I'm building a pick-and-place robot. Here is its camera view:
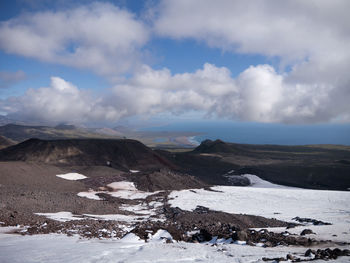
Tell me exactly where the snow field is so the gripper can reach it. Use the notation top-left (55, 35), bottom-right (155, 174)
top-left (2, 232), bottom-right (349, 263)
top-left (6, 174), bottom-right (349, 262)
top-left (169, 185), bottom-right (350, 225)
top-left (169, 178), bottom-right (350, 245)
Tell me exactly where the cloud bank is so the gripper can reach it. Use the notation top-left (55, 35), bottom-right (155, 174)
top-left (0, 2), bottom-right (149, 76)
top-left (3, 63), bottom-right (349, 124)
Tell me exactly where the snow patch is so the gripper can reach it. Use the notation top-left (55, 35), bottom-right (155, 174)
top-left (78, 181), bottom-right (161, 201)
top-left (169, 185), bottom-right (350, 243)
top-left (56, 173), bottom-right (87, 180)
top-left (83, 214), bottom-right (147, 222)
top-left (77, 190), bottom-right (103, 200)
top-left (149, 229), bottom-right (173, 243)
top-left (242, 174), bottom-right (296, 189)
top-left (35, 212), bottom-right (85, 222)
top-left (121, 233), bottom-right (144, 243)
top-left (35, 211), bottom-right (148, 223)
top-left (120, 203), bottom-right (155, 216)
top-left (107, 181), bottom-right (137, 191)
top-left (129, 170), bottom-right (140, 173)
top-left (169, 186), bottom-right (350, 224)
top-left (109, 190), bottom-right (159, 200)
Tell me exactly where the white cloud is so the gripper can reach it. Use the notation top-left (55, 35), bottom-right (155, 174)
top-left (0, 2), bottom-right (149, 76)
top-left (1, 62), bottom-right (349, 124)
top-left (2, 77), bottom-right (123, 123)
top-left (109, 63), bottom-right (349, 124)
top-left (151, 0), bottom-right (350, 123)
top-left (154, 0), bottom-right (350, 64)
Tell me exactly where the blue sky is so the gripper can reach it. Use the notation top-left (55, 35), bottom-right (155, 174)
top-left (0, 0), bottom-right (349, 144)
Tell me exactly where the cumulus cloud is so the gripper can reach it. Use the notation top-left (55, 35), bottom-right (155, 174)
top-left (1, 77), bottom-right (123, 123)
top-left (151, 0), bottom-right (350, 123)
top-left (0, 70), bottom-right (26, 89)
top-left (109, 63), bottom-right (350, 123)
top-left (154, 0), bottom-right (350, 64)
top-left (3, 63), bottom-right (348, 124)
top-left (0, 2), bottom-right (149, 76)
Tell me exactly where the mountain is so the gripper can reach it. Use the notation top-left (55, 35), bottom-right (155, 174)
top-left (0, 138), bottom-right (175, 171)
top-left (0, 124), bottom-right (121, 142)
top-left (0, 135), bottom-right (15, 149)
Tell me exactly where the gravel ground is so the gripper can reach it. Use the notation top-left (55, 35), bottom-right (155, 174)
top-left (1, 160), bottom-right (348, 262)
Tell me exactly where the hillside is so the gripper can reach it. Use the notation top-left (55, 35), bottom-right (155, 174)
top-left (193, 139), bottom-right (245, 153)
top-left (164, 139), bottom-right (350, 190)
top-left (0, 138), bottom-right (175, 171)
top-left (0, 135), bottom-right (15, 149)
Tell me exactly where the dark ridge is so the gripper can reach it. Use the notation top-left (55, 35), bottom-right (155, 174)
top-left (193, 139), bottom-right (350, 155)
top-left (193, 139), bottom-right (243, 154)
top-left (182, 139), bottom-right (350, 190)
top-left (0, 138), bottom-right (176, 171)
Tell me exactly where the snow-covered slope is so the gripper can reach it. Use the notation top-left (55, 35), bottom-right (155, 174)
top-left (169, 185), bottom-right (349, 225)
top-left (1, 175), bottom-right (350, 263)
top-left (3, 232), bottom-right (349, 263)
top-left (168, 179), bottom-right (350, 247)
top-left (242, 174), bottom-right (297, 188)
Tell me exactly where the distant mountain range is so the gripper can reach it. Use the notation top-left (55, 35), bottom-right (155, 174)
top-left (0, 124), bottom-right (122, 143)
top-left (0, 122), bottom-right (199, 148)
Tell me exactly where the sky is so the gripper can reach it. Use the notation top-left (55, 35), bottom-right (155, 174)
top-left (0, 0), bottom-right (350, 140)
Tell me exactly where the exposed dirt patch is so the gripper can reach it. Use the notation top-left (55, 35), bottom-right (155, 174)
top-left (129, 169), bottom-right (207, 191)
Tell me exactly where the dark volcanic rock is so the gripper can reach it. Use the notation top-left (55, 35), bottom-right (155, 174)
top-left (0, 138), bottom-right (176, 171)
top-left (192, 229), bottom-right (212, 242)
top-left (193, 139), bottom-right (241, 154)
top-left (130, 169), bottom-right (206, 191)
top-left (233, 230), bottom-right (248, 241)
top-left (224, 175), bottom-right (251, 186)
top-left (292, 216), bottom-right (331, 226)
top-left (129, 205), bottom-right (308, 246)
top-left (304, 248), bottom-right (350, 261)
top-left (164, 205), bottom-right (289, 231)
top-left (300, 229), bottom-right (315, 236)
top-left (263, 248), bottom-right (350, 262)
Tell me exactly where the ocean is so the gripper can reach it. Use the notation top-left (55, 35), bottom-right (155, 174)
top-left (141, 120), bottom-right (350, 145)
